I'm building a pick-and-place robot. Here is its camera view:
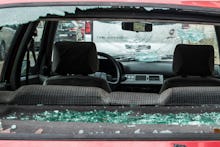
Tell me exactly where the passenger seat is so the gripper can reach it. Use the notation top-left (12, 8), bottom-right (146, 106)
top-left (160, 44), bottom-right (220, 93)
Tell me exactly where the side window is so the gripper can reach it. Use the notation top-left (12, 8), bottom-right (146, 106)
top-left (0, 25), bottom-right (18, 78)
top-left (21, 21), bottom-right (45, 76)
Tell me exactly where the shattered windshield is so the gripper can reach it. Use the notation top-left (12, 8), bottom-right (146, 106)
top-left (55, 20), bottom-right (220, 63)
top-left (85, 21), bottom-right (219, 63)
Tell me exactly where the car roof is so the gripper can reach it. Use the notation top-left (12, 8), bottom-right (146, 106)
top-left (1, 0), bottom-right (220, 9)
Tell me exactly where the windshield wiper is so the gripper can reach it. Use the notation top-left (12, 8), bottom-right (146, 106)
top-left (161, 55), bottom-right (173, 60)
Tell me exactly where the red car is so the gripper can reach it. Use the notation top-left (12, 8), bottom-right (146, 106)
top-left (1, 0), bottom-right (220, 146)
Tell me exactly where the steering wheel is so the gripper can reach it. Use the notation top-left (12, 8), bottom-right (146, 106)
top-left (97, 52), bottom-right (122, 85)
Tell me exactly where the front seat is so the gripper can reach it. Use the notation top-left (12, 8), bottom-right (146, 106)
top-left (160, 44), bottom-right (220, 93)
top-left (44, 41), bottom-right (111, 93)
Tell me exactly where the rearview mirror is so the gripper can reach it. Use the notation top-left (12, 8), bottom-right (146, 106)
top-left (122, 22), bottom-right (152, 32)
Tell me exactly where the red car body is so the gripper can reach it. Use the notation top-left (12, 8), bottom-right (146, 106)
top-left (1, 0), bottom-right (220, 9)
top-left (1, 0), bottom-right (220, 146)
top-left (0, 140), bottom-right (220, 147)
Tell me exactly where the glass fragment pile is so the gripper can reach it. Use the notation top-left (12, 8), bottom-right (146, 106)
top-left (4, 110), bottom-right (220, 125)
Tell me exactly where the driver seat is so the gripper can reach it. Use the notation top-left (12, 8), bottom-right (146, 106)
top-left (44, 41), bottom-right (111, 93)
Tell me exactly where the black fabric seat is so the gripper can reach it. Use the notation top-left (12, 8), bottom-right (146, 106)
top-left (160, 44), bottom-right (220, 93)
top-left (44, 41), bottom-right (111, 93)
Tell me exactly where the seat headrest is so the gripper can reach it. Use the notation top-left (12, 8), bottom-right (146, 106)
top-left (173, 44), bottom-right (214, 76)
top-left (52, 42), bottom-right (99, 75)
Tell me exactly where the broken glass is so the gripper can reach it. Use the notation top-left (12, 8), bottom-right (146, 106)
top-left (4, 110), bottom-right (220, 126)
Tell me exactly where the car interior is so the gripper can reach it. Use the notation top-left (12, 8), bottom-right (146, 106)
top-left (3, 38), bottom-right (220, 106)
top-left (2, 7), bottom-right (220, 138)
top-left (7, 20), bottom-right (220, 105)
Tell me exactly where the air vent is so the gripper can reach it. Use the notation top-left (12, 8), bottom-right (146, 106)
top-left (149, 75), bottom-right (160, 81)
top-left (135, 75), bottom-right (146, 81)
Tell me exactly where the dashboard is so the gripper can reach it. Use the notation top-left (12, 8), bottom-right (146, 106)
top-left (99, 59), bottom-right (220, 92)
top-left (122, 61), bottom-right (220, 78)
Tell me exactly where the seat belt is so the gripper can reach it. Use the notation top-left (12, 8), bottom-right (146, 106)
top-left (26, 45), bottom-right (30, 84)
